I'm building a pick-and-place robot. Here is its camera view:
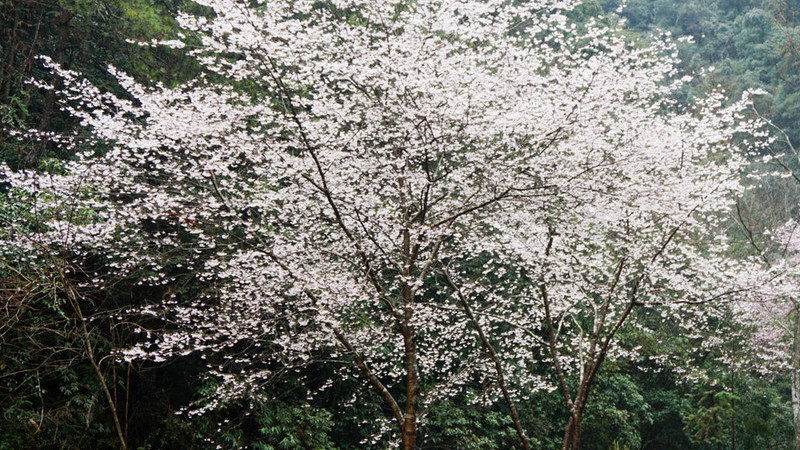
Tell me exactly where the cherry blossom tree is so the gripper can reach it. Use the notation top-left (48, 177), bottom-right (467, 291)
top-left (1, 0), bottom-right (767, 447)
top-left (446, 84), bottom-right (766, 447)
top-left (734, 108), bottom-right (800, 450)
top-left (734, 217), bottom-right (800, 450)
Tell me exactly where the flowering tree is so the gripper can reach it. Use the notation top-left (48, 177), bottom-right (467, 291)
top-left (447, 83), bottom-right (764, 447)
top-left (734, 109), bottom-right (800, 450)
top-left (1, 0), bottom-right (766, 447)
top-left (733, 218), bottom-right (800, 450)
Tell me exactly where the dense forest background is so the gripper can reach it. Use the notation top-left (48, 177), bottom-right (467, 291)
top-left (2, 0), bottom-right (800, 448)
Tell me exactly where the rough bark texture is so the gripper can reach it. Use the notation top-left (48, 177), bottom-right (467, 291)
top-left (400, 323), bottom-right (419, 450)
top-left (562, 410), bottom-right (583, 450)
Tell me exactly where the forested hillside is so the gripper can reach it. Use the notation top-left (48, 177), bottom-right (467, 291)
top-left (2, 1), bottom-right (800, 449)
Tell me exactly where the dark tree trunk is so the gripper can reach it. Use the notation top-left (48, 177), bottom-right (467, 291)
top-left (400, 324), bottom-right (419, 450)
top-left (562, 409), bottom-right (583, 450)
top-left (33, 8), bottom-right (71, 163)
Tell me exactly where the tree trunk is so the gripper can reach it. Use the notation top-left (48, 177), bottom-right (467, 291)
top-left (401, 412), bottom-right (417, 450)
top-left (562, 373), bottom-right (595, 450)
top-left (562, 409), bottom-right (583, 450)
top-left (0, 6), bottom-right (20, 104)
top-left (401, 323), bottom-right (419, 450)
top-left (792, 302), bottom-right (800, 450)
top-left (33, 8), bottom-right (71, 164)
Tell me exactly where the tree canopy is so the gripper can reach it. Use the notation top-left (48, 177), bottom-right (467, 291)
top-left (2, 0), bottom-right (800, 449)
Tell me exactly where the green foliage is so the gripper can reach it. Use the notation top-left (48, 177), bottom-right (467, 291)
top-left (0, 94), bottom-right (28, 128)
top-left (734, 382), bottom-right (793, 449)
top-left (603, 0), bottom-right (800, 145)
top-left (419, 400), bottom-right (517, 449)
top-left (582, 373), bottom-right (651, 449)
top-left (140, 394), bottom-right (337, 450)
top-left (640, 386), bottom-right (695, 449)
top-left (254, 401), bottom-right (335, 450)
top-left (0, 284), bottom-right (124, 450)
top-left (686, 389), bottom-right (739, 446)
